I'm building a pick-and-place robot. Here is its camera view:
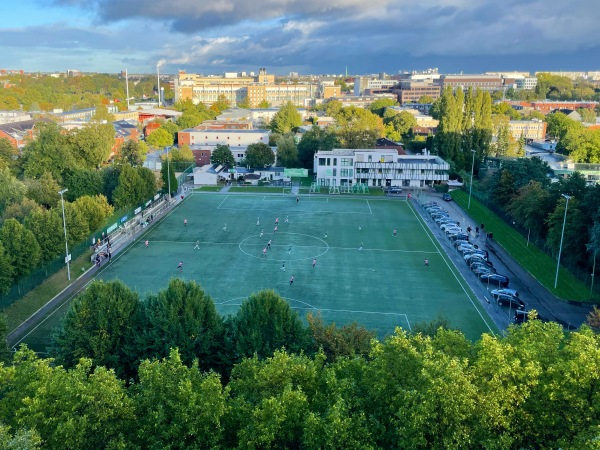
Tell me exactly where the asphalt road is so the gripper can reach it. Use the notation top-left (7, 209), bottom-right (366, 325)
top-left (413, 190), bottom-right (592, 333)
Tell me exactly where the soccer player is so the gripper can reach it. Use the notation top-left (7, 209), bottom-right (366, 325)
top-left (223, 223), bottom-right (227, 231)
top-left (296, 196), bottom-right (299, 204)
top-left (424, 259), bottom-right (429, 267)
top-left (194, 240), bottom-right (200, 249)
top-left (359, 225), bottom-right (362, 231)
top-left (288, 246), bottom-right (292, 254)
top-left (290, 275), bottom-right (294, 285)
top-left (324, 231), bottom-right (328, 239)
top-left (256, 217), bottom-right (260, 226)
top-left (312, 258), bottom-right (316, 268)
top-left (262, 247), bottom-right (267, 257)
top-left (260, 229), bottom-right (264, 238)
top-left (274, 225), bottom-right (278, 234)
top-left (275, 217), bottom-right (279, 225)
top-left (184, 219), bottom-right (187, 227)
top-left (285, 216), bottom-right (289, 224)
top-left (393, 229), bottom-right (397, 237)
top-left (281, 262), bottom-right (286, 271)
top-left (145, 240), bottom-right (149, 247)
top-left (177, 261), bottom-right (183, 271)
top-left (268, 239), bottom-right (272, 249)
top-left (359, 243), bottom-right (363, 251)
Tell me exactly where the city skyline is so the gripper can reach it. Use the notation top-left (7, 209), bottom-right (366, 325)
top-left (1, 0), bottom-right (600, 75)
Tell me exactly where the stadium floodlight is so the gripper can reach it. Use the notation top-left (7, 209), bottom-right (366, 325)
top-left (58, 189), bottom-right (71, 281)
top-left (554, 194), bottom-right (571, 289)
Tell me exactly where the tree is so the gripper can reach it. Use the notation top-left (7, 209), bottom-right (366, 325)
top-left (22, 122), bottom-right (76, 183)
top-left (545, 111), bottom-right (582, 142)
top-left (63, 168), bottom-right (104, 201)
top-left (0, 219), bottom-right (41, 278)
top-left (245, 142), bottom-right (275, 168)
top-left (160, 121), bottom-right (180, 143)
top-left (146, 127), bottom-right (174, 149)
top-left (24, 171), bottom-right (60, 209)
top-left (270, 101), bottom-right (302, 134)
top-left (176, 112), bottom-right (204, 129)
top-left (211, 144), bottom-right (235, 167)
top-left (577, 107), bottom-right (596, 124)
top-left (23, 209), bottom-right (64, 262)
top-left (418, 95), bottom-right (435, 104)
top-left (92, 103), bottom-right (115, 122)
top-left (101, 166), bottom-right (121, 205)
top-left (160, 159), bottom-right (178, 196)
top-left (546, 197), bottom-right (588, 266)
top-left (64, 201), bottom-right (90, 244)
top-left (1, 198), bottom-right (41, 224)
top-left (507, 181), bottom-right (551, 238)
top-left (210, 95), bottom-right (231, 114)
top-left (0, 138), bottom-right (19, 172)
top-left (257, 99), bottom-right (271, 109)
top-left (334, 106), bottom-right (384, 149)
top-left (237, 96), bottom-right (251, 109)
top-left (112, 164), bottom-right (146, 209)
top-left (51, 280), bottom-right (143, 378)
top-left (0, 243), bottom-right (14, 296)
top-left (385, 110), bottom-right (417, 141)
top-left (136, 166), bottom-right (157, 202)
top-left (139, 279), bottom-right (225, 371)
top-left (164, 144), bottom-right (194, 163)
top-left (72, 195), bottom-right (114, 232)
top-left (585, 306), bottom-right (600, 332)
top-left (0, 168), bottom-right (26, 216)
top-left (230, 290), bottom-right (311, 361)
top-left (276, 135), bottom-right (299, 168)
top-left (134, 349), bottom-right (226, 449)
top-left (369, 98), bottom-right (397, 117)
top-left (68, 123), bottom-right (114, 168)
top-left (324, 99), bottom-right (343, 117)
top-left (117, 139), bottom-right (148, 166)
top-left (297, 126), bottom-right (337, 168)
top-left (0, 423), bottom-right (42, 449)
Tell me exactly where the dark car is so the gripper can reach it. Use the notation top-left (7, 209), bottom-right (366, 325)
top-left (442, 193), bottom-right (452, 201)
top-left (514, 310), bottom-right (530, 323)
top-left (480, 273), bottom-right (510, 288)
top-left (449, 233), bottom-right (469, 242)
top-left (491, 290), bottom-right (525, 309)
top-left (385, 186), bottom-right (403, 194)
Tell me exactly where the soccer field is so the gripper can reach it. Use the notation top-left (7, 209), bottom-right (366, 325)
top-left (21, 193), bottom-right (498, 351)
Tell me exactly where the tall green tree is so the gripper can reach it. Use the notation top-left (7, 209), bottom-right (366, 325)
top-left (0, 168), bottom-right (26, 216)
top-left (72, 195), bottom-right (114, 232)
top-left (24, 171), bottom-right (60, 209)
top-left (276, 135), bottom-right (299, 168)
top-left (245, 142), bottom-right (275, 168)
top-left (507, 181), bottom-right (551, 238)
top-left (1, 198), bottom-right (41, 224)
top-left (112, 164), bottom-right (146, 209)
top-left (334, 106), bottom-right (384, 149)
top-left (230, 290), bottom-right (311, 361)
top-left (117, 140), bottom-right (148, 166)
top-left (134, 349), bottom-right (226, 449)
top-left (0, 219), bottom-right (41, 278)
top-left (0, 243), bottom-right (14, 296)
top-left (0, 138), bottom-right (19, 173)
top-left (22, 122), bottom-right (76, 182)
top-left (68, 123), bottom-right (114, 168)
top-left (384, 111), bottom-right (417, 141)
top-left (210, 94), bottom-right (231, 115)
top-left (297, 126), bottom-right (337, 169)
top-left (52, 280), bottom-right (143, 378)
top-left (546, 197), bottom-right (588, 266)
top-left (63, 167), bottom-right (104, 201)
top-left (270, 101), bottom-right (302, 134)
top-left (24, 209), bottom-right (64, 262)
top-left (210, 144), bottom-right (235, 167)
top-left (146, 127), bottom-right (174, 149)
top-left (160, 159), bottom-right (178, 196)
top-left (140, 279), bottom-right (225, 371)
top-left (369, 98), bottom-right (398, 117)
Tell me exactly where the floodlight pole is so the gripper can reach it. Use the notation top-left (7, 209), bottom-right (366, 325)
top-left (468, 149), bottom-right (476, 209)
top-left (58, 189), bottom-right (70, 281)
top-left (554, 194), bottom-right (571, 289)
top-left (166, 146), bottom-right (171, 200)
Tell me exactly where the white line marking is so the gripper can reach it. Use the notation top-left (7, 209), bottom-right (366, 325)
top-left (216, 195), bottom-right (229, 210)
top-left (408, 203), bottom-right (496, 334)
top-left (366, 199), bottom-right (372, 214)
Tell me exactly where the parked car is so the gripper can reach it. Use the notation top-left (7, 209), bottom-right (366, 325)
top-left (449, 233), bottom-right (469, 242)
top-left (435, 217), bottom-right (453, 224)
top-left (464, 252), bottom-right (490, 263)
top-left (472, 265), bottom-right (495, 277)
top-left (491, 289), bottom-right (525, 309)
top-left (440, 222), bottom-right (459, 231)
top-left (458, 244), bottom-right (477, 254)
top-left (493, 288), bottom-right (519, 298)
top-left (385, 186), bottom-right (403, 194)
top-left (480, 273), bottom-right (510, 288)
top-left (443, 193), bottom-right (452, 201)
top-left (514, 310), bottom-right (530, 323)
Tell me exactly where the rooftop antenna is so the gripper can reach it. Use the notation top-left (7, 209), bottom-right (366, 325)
top-left (125, 69), bottom-right (130, 110)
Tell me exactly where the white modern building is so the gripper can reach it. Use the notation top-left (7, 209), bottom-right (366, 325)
top-left (313, 149), bottom-right (450, 188)
top-left (178, 128), bottom-right (271, 147)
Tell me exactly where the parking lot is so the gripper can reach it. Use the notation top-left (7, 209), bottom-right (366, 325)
top-left (413, 190), bottom-right (591, 332)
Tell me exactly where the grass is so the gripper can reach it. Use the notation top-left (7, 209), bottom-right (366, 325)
top-left (451, 190), bottom-right (592, 302)
top-left (228, 186), bottom-right (290, 193)
top-left (2, 250), bottom-right (93, 333)
top-left (194, 186), bottom-right (223, 192)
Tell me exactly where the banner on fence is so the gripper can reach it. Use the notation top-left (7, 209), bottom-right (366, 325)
top-left (284, 168), bottom-right (308, 177)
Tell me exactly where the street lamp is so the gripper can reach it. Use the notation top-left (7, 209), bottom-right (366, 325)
top-left (554, 194), bottom-right (571, 289)
top-left (467, 149), bottom-right (476, 209)
top-left (58, 189), bottom-right (71, 281)
top-left (166, 146), bottom-right (171, 200)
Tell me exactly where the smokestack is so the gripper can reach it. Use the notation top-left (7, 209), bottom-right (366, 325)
top-left (156, 59), bottom-right (166, 107)
top-left (125, 69), bottom-right (130, 109)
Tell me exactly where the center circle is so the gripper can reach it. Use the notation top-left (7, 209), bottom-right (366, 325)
top-left (239, 232), bottom-right (329, 261)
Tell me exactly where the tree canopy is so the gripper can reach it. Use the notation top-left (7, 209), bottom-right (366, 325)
top-left (245, 142), bottom-right (275, 168)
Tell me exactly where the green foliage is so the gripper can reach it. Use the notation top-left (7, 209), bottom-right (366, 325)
top-left (0, 138), bottom-right (19, 173)
top-left (140, 279), bottom-right (225, 371)
top-left (384, 110), bottom-right (417, 141)
top-left (116, 139), bottom-right (148, 166)
top-left (23, 208), bottom-right (64, 262)
top-left (0, 422), bottom-right (42, 449)
top-left (369, 98), bottom-right (397, 117)
top-left (134, 349), bottom-right (226, 449)
top-left (270, 101), bottom-right (302, 134)
top-left (0, 168), bottom-right (26, 216)
top-left (211, 144), bottom-right (235, 167)
top-left (507, 181), bottom-right (551, 238)
top-left (72, 195), bottom-right (114, 232)
top-left (68, 123), bottom-right (114, 168)
top-left (63, 168), bottom-right (104, 201)
top-left (22, 122), bottom-right (76, 183)
top-left (210, 94), bottom-right (231, 115)
top-left (418, 95), bottom-right (435, 104)
top-left (52, 280), bottom-right (143, 378)
top-left (276, 135), bottom-right (299, 168)
top-left (0, 219), bottom-right (41, 278)
top-left (64, 201), bottom-right (90, 244)
top-left (1, 198), bottom-right (41, 225)
top-left (136, 166), bottom-right (158, 201)
top-left (245, 142), bottom-right (275, 168)
top-left (164, 144), bottom-right (194, 164)
top-left (297, 126), bottom-right (337, 168)
top-left (334, 106), bottom-right (384, 148)
top-left (410, 313), bottom-right (457, 337)
top-left (545, 197), bottom-right (588, 265)
top-left (23, 171), bottom-right (60, 209)
top-left (160, 159), bottom-right (178, 196)
top-left (257, 99), bottom-right (271, 109)
top-left (230, 290), bottom-right (311, 361)
top-left (237, 96), bottom-right (251, 109)
top-left (0, 243), bottom-right (14, 296)
top-left (146, 127), bottom-right (174, 149)
top-left (101, 166), bottom-right (121, 204)
top-left (112, 164), bottom-right (147, 209)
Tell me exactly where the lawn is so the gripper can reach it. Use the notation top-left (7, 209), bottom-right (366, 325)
top-left (18, 193), bottom-right (498, 352)
top-left (451, 190), bottom-right (592, 301)
top-left (194, 186), bottom-right (223, 192)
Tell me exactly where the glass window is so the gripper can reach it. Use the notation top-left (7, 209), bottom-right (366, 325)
top-left (333, 158), bottom-right (337, 166)
top-left (319, 158), bottom-right (326, 165)
top-left (333, 168), bottom-right (337, 176)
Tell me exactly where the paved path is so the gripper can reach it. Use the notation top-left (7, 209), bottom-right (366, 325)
top-left (412, 189), bottom-right (591, 332)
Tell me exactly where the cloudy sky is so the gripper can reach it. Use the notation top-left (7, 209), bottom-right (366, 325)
top-left (1, 0), bottom-right (599, 75)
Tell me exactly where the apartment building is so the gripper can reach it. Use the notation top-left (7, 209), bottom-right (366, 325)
top-left (174, 68), bottom-right (323, 108)
top-left (178, 128), bottom-right (270, 147)
top-left (396, 80), bottom-right (441, 104)
top-left (354, 77), bottom-right (397, 96)
top-left (515, 77), bottom-right (538, 90)
top-left (507, 120), bottom-right (547, 140)
top-left (313, 149), bottom-right (449, 188)
top-left (440, 75), bottom-right (503, 92)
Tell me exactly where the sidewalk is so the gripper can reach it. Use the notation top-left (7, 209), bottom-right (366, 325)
top-left (412, 189), bottom-right (590, 332)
